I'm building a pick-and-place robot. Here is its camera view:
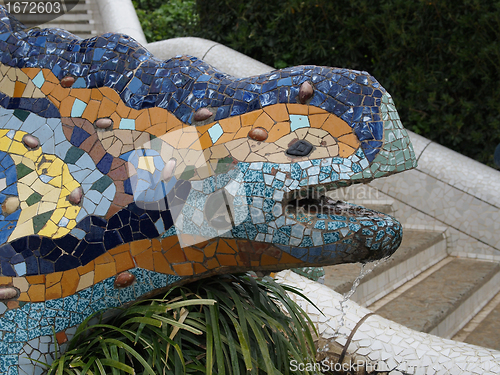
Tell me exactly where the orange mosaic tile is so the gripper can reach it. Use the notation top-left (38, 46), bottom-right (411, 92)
top-left (286, 103), bottom-right (309, 115)
top-left (114, 251), bottom-right (135, 273)
top-left (253, 112), bottom-right (275, 131)
top-left (240, 110), bottom-right (262, 126)
top-left (165, 244), bottom-right (187, 264)
top-left (338, 133), bottom-right (361, 149)
top-left (94, 262), bottom-right (117, 284)
top-left (45, 272), bottom-right (62, 288)
top-left (13, 81), bottom-right (26, 97)
top-left (261, 254), bottom-right (280, 266)
top-left (94, 252), bottom-right (114, 265)
top-left (115, 99), bottom-right (131, 118)
top-left (205, 258), bottom-right (220, 270)
top-left (218, 239), bottom-right (238, 254)
top-left (109, 243), bottom-right (132, 255)
top-left (216, 254), bottom-right (238, 267)
top-left (184, 247), bottom-right (205, 263)
top-left (134, 248), bottom-right (155, 270)
top-left (161, 235), bottom-right (179, 252)
top-left (323, 116), bottom-right (353, 138)
top-left (81, 100), bottom-right (100, 122)
top-left (71, 87), bottom-right (92, 103)
top-left (152, 252), bottom-right (174, 274)
top-left (267, 122), bottom-right (292, 143)
top-left (49, 83), bottom-right (69, 102)
top-left (26, 275), bottom-right (45, 284)
top-left (21, 67), bottom-right (39, 79)
top-left (90, 88), bottom-right (103, 101)
top-left (135, 110), bottom-right (151, 131)
top-left (61, 269), bottom-right (79, 297)
top-left (309, 113), bottom-right (330, 128)
top-left (130, 239), bottom-right (152, 256)
top-left (193, 263), bottom-right (208, 274)
top-left (97, 97), bottom-right (118, 118)
top-left (172, 263), bottom-right (194, 276)
top-left (279, 252), bottom-right (303, 264)
top-left (27, 284), bottom-right (45, 303)
top-left (45, 284), bottom-right (62, 300)
top-left (219, 115), bottom-right (241, 132)
top-left (77, 261), bottom-right (95, 275)
top-left (264, 103), bottom-right (289, 122)
top-left (338, 143), bottom-right (357, 157)
top-left (55, 331), bottom-right (68, 345)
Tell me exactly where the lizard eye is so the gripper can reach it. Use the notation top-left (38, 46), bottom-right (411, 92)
top-left (286, 139), bottom-right (313, 157)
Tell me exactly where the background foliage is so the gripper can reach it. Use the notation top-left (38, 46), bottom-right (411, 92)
top-left (134, 0), bottom-right (500, 168)
top-left (132, 0), bottom-right (198, 41)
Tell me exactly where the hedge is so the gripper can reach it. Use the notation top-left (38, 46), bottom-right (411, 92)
top-left (134, 0), bottom-right (500, 168)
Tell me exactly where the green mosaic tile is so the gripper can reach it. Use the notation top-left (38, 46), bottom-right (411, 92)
top-left (26, 192), bottom-right (42, 206)
top-left (292, 266), bottom-right (325, 281)
top-left (180, 165), bottom-right (196, 180)
top-left (91, 175), bottom-right (113, 193)
top-left (13, 109), bottom-right (30, 121)
top-left (16, 163), bottom-right (33, 179)
top-left (64, 146), bottom-right (85, 164)
top-left (33, 210), bottom-right (54, 233)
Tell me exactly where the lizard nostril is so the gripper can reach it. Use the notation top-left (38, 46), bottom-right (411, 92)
top-left (286, 139), bottom-right (313, 157)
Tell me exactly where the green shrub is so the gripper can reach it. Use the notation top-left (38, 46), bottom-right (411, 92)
top-left (134, 0), bottom-right (500, 167)
top-left (44, 274), bottom-right (318, 374)
top-left (132, 0), bottom-right (198, 42)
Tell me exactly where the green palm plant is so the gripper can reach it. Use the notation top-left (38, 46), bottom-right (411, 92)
top-left (43, 274), bottom-right (319, 375)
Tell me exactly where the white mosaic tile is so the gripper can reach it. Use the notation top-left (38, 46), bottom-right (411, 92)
top-left (276, 270), bottom-right (500, 375)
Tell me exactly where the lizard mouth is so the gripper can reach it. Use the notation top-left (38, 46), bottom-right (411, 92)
top-left (281, 186), bottom-right (402, 263)
top-left (283, 188), bottom-right (381, 223)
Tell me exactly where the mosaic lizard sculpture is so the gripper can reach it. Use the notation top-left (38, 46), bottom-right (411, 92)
top-left (0, 7), bottom-right (416, 374)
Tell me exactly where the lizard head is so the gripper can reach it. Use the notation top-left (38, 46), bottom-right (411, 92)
top-left (0, 7), bottom-right (418, 371)
top-left (0, 6), bottom-right (416, 295)
top-left (133, 59), bottom-right (418, 270)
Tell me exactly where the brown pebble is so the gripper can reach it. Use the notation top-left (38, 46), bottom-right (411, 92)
top-left (0, 287), bottom-right (18, 300)
top-left (193, 108), bottom-right (213, 121)
top-left (299, 81), bottom-right (313, 103)
top-left (2, 197), bottom-right (19, 215)
top-left (68, 187), bottom-right (83, 205)
top-left (60, 76), bottom-right (75, 88)
top-left (114, 272), bottom-right (136, 288)
top-left (162, 158), bottom-right (176, 180)
top-left (248, 127), bottom-right (268, 141)
top-left (95, 118), bottom-right (113, 129)
top-left (22, 134), bottom-right (39, 149)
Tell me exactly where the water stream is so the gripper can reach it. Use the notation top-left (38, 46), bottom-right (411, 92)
top-left (334, 257), bottom-right (387, 339)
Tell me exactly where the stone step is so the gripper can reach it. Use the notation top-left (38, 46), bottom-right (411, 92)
top-left (19, 0), bottom-right (97, 38)
top-left (323, 229), bottom-right (446, 306)
top-left (371, 258), bottom-right (500, 338)
top-left (452, 290), bottom-right (500, 350)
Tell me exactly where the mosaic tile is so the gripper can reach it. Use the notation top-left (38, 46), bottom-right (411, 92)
top-left (0, 6), bottom-right (418, 373)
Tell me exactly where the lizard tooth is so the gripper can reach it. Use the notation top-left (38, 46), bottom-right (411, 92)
top-left (60, 76), bottom-right (75, 88)
top-left (2, 197), bottom-right (19, 215)
top-left (162, 158), bottom-right (177, 180)
top-left (193, 107), bottom-right (213, 121)
top-left (248, 127), bottom-right (268, 141)
top-left (95, 118), bottom-right (113, 129)
top-left (68, 187), bottom-right (83, 205)
top-left (299, 81), bottom-right (313, 103)
top-left (22, 134), bottom-right (39, 149)
top-left (114, 272), bottom-right (136, 288)
top-left (0, 287), bottom-right (18, 300)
